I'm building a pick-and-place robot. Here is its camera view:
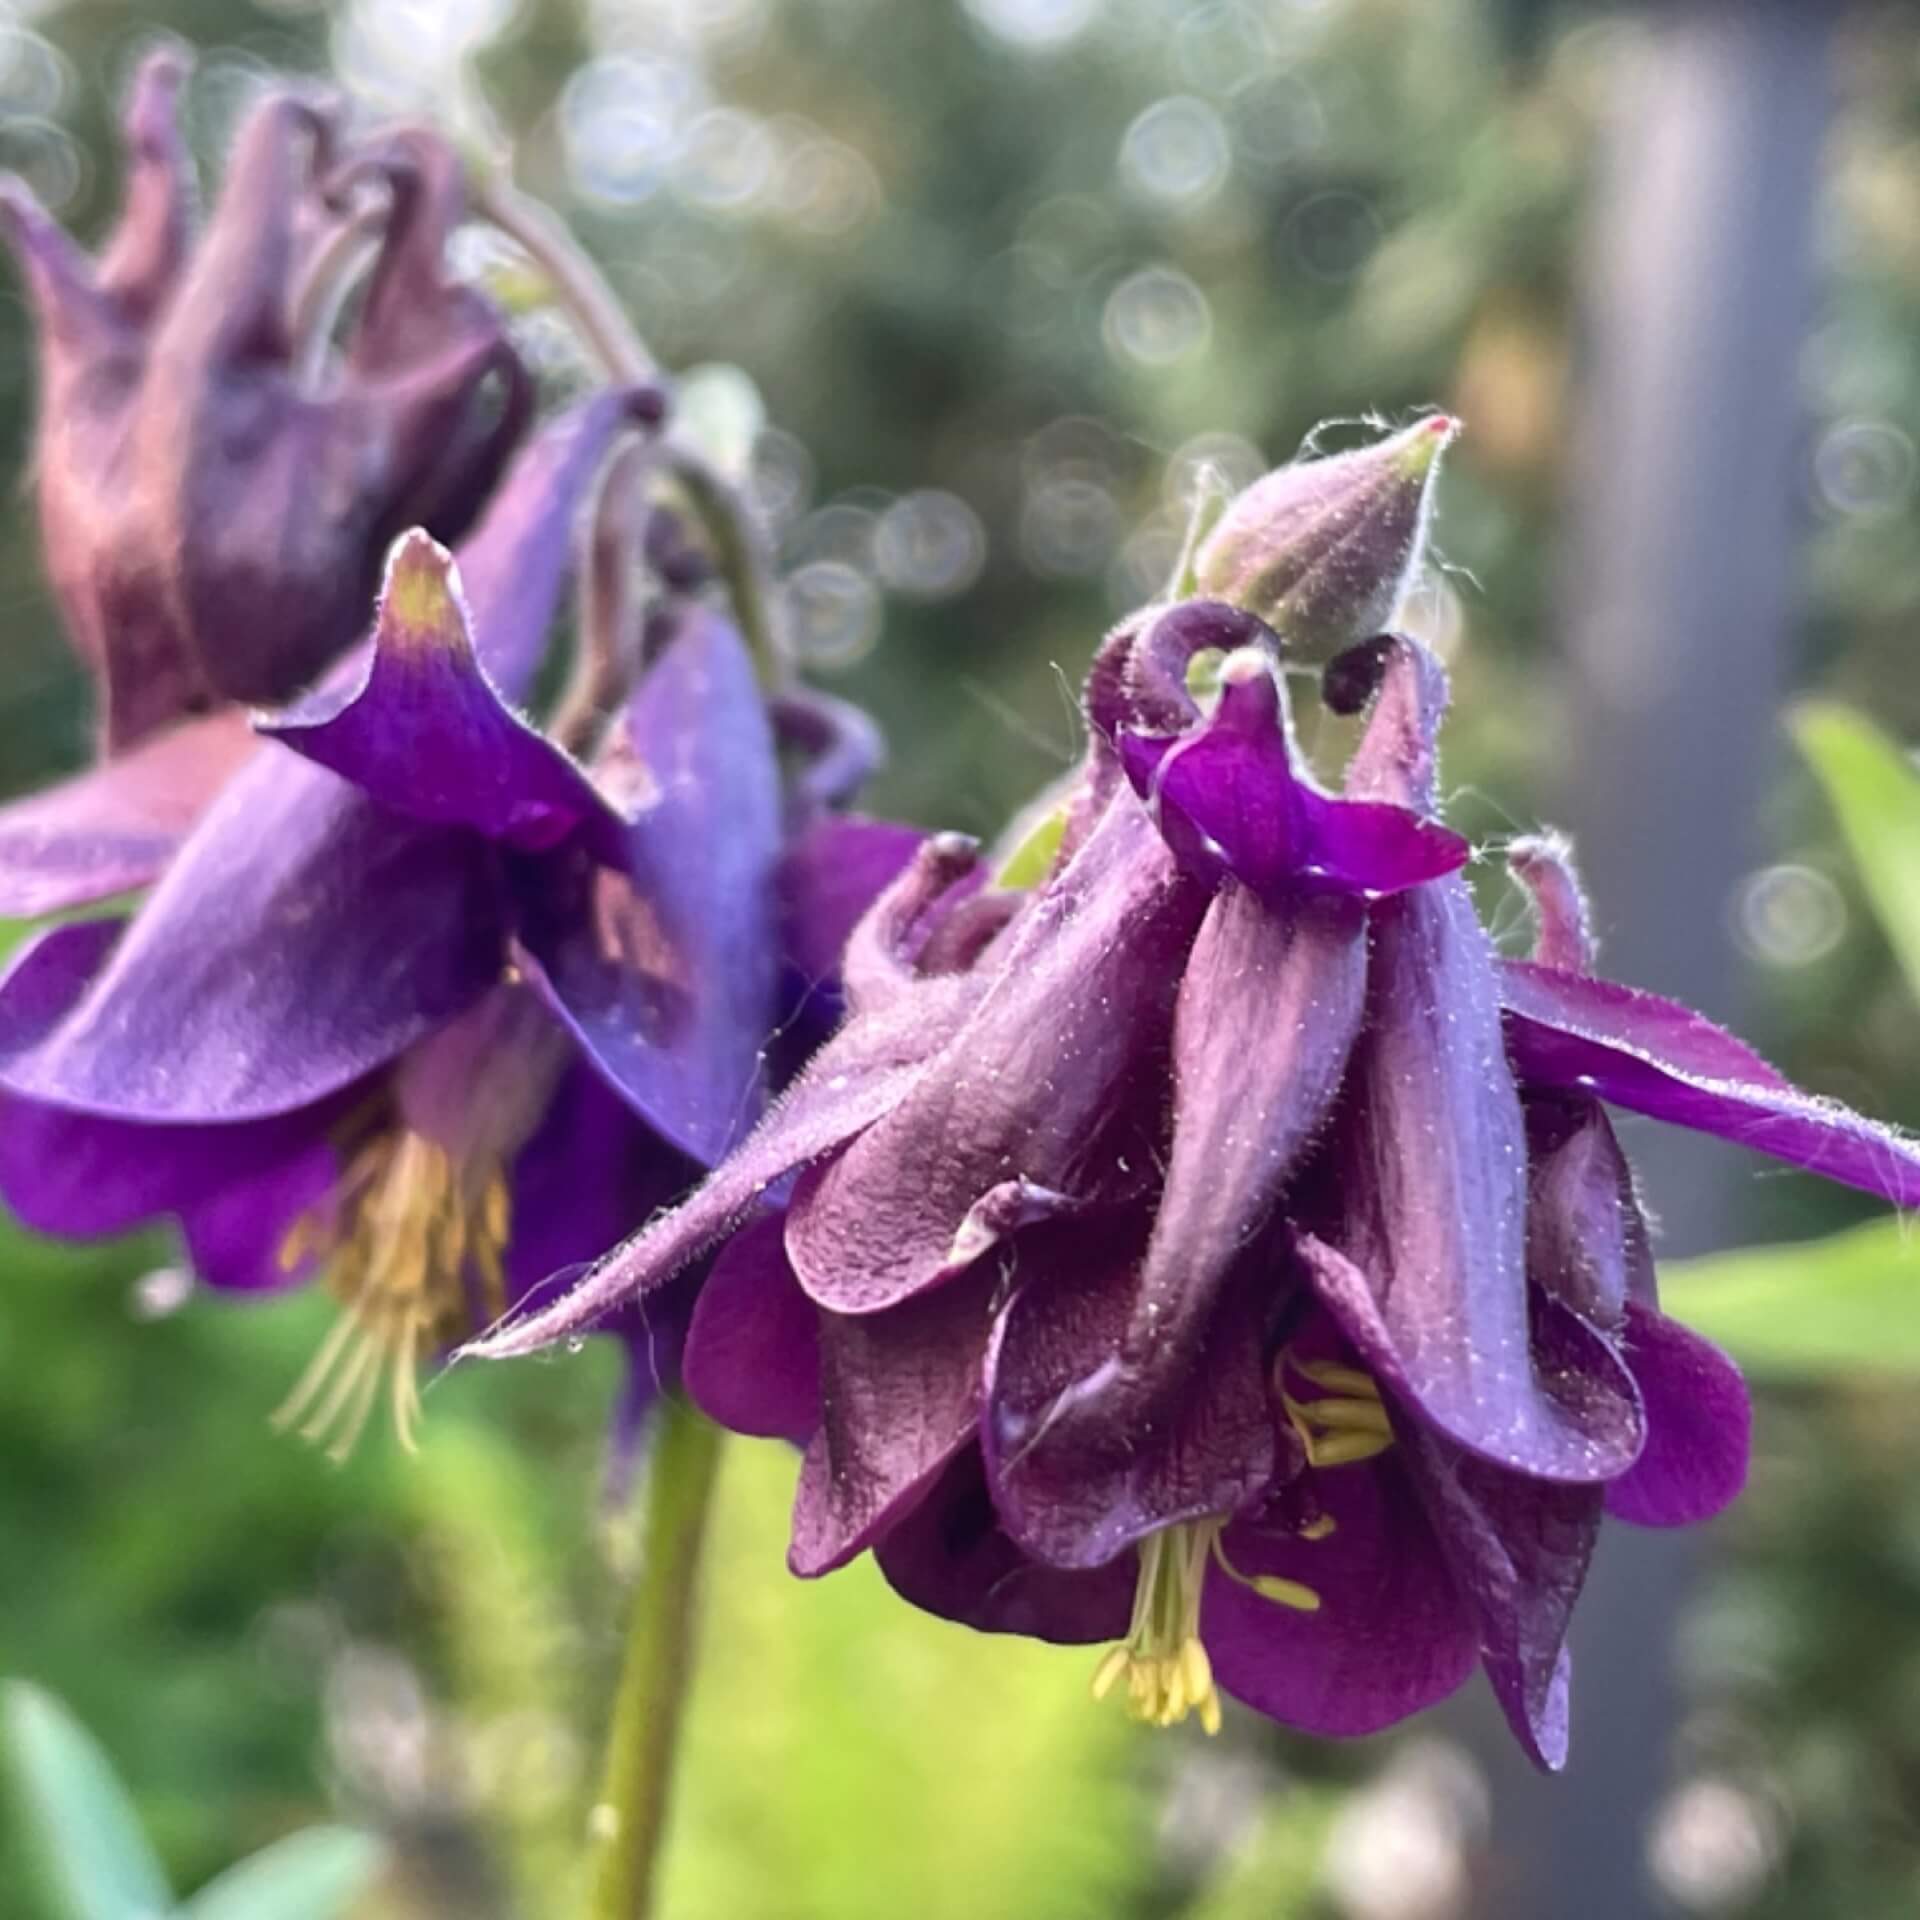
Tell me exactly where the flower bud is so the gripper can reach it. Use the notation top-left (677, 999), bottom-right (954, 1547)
top-left (0, 51), bottom-right (531, 751)
top-left (1191, 416), bottom-right (1456, 656)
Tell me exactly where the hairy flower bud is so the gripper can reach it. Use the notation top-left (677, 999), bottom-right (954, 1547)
top-left (1191, 416), bottom-right (1456, 655)
top-left (0, 50), bottom-right (531, 750)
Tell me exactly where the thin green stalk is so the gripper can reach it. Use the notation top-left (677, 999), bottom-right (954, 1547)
top-left (472, 172), bottom-right (788, 679)
top-left (585, 1397), bottom-right (724, 1920)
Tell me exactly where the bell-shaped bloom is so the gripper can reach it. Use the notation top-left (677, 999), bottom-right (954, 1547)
top-left (0, 385), bottom-right (873, 1458)
top-left (0, 49), bottom-right (530, 752)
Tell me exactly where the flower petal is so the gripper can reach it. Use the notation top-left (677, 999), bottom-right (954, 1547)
top-left (784, 796), bottom-right (1205, 1314)
top-left (683, 1211), bottom-right (821, 1443)
top-left (983, 883), bottom-right (1365, 1567)
top-left (790, 1265), bottom-right (993, 1576)
top-left (1301, 884), bottom-right (1645, 1481)
top-left (1399, 1429), bottom-right (1603, 1772)
top-left (261, 531), bottom-right (629, 860)
top-left (515, 609), bottom-right (783, 1164)
top-left (1205, 1462), bottom-right (1479, 1738)
top-left (778, 814), bottom-right (926, 990)
top-left (875, 1447), bottom-right (1133, 1645)
top-left (0, 758), bottom-right (504, 1121)
top-left (1605, 1304), bottom-right (1750, 1528)
top-left (1500, 960), bottom-right (1920, 1208)
top-left (1524, 1096), bottom-right (1653, 1330)
top-left (176, 1126), bottom-right (340, 1293)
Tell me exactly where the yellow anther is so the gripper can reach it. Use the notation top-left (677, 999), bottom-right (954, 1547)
top-left (1247, 1575), bottom-right (1322, 1612)
top-left (271, 1129), bottom-right (514, 1463)
top-left (1299, 1513), bottom-right (1339, 1542)
top-left (1290, 1359), bottom-right (1382, 1399)
top-left (1307, 1431), bottom-right (1395, 1467)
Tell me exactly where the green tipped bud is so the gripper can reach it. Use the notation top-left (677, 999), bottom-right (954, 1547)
top-left (1191, 415), bottom-right (1457, 655)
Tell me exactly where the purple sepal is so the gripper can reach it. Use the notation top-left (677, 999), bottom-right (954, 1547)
top-left (0, 710), bottom-right (259, 919)
top-left (783, 799), bottom-right (1204, 1315)
top-left (1120, 655), bottom-right (1468, 899)
top-left (1205, 1465), bottom-right (1479, 1737)
top-left (516, 608), bottom-right (782, 1165)
top-left (0, 760), bottom-right (505, 1121)
top-left (261, 532), bottom-right (629, 862)
top-left (779, 815), bottom-right (925, 990)
top-left (1403, 1429), bottom-right (1603, 1773)
top-left (178, 1129), bottom-right (339, 1292)
top-left (683, 1212), bottom-right (821, 1443)
top-left (1500, 960), bottom-right (1920, 1208)
top-left (1605, 1303), bottom-right (1751, 1528)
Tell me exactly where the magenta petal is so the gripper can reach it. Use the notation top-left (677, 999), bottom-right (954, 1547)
top-left (1205, 1464), bottom-right (1478, 1737)
top-left (261, 533), bottom-right (628, 860)
top-left (790, 1267), bottom-right (991, 1576)
top-left (683, 1212), bottom-right (821, 1443)
top-left (1402, 1430), bottom-right (1603, 1772)
top-left (1304, 885), bottom-right (1644, 1481)
top-left (517, 609), bottom-right (782, 1164)
top-left (0, 758), bottom-right (504, 1122)
top-left (1606, 1304), bottom-right (1751, 1528)
top-left (875, 1448), bottom-right (1133, 1645)
top-left (784, 798), bottom-right (1204, 1314)
top-left (0, 710), bottom-right (260, 919)
top-left (1500, 960), bottom-right (1920, 1208)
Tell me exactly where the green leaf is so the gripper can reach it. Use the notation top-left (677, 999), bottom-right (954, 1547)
top-left (1791, 700), bottom-right (1920, 1001)
top-left (1659, 1215), bottom-right (1920, 1379)
top-left (182, 1828), bottom-right (383, 1920)
top-left (1, 1680), bottom-right (172, 1920)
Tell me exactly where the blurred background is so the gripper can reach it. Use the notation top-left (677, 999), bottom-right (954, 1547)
top-left (4, 0), bottom-right (1920, 1914)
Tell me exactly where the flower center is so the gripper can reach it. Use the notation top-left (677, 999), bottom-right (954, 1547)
top-left (271, 1127), bottom-right (512, 1463)
top-left (1091, 1521), bottom-right (1322, 1735)
top-left (1279, 1354), bottom-right (1394, 1466)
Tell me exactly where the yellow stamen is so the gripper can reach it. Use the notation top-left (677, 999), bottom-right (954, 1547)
top-left (1290, 1359), bottom-right (1382, 1399)
top-left (1278, 1350), bottom-right (1397, 1470)
top-left (1299, 1512), bottom-right (1339, 1542)
top-left (271, 1130), bottom-right (513, 1462)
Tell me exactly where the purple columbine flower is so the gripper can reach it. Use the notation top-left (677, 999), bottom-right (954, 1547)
top-left (0, 48), bottom-right (528, 753)
top-left (0, 387), bottom-right (896, 1460)
top-left (470, 593), bottom-right (1920, 1766)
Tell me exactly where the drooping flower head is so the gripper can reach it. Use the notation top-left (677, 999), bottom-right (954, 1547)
top-left (0, 48), bottom-right (530, 752)
top-left (470, 423), bottom-right (1920, 1768)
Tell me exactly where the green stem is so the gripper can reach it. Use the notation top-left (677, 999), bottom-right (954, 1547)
top-left (472, 172), bottom-right (789, 681)
top-left (585, 1397), bottom-right (724, 1920)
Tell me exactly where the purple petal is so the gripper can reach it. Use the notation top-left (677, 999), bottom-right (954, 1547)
top-left (790, 1266), bottom-right (993, 1577)
top-left (0, 710), bottom-right (260, 920)
top-left (261, 532), bottom-right (628, 860)
top-left (1301, 884), bottom-right (1645, 1481)
top-left (94, 50), bottom-right (193, 316)
top-left (0, 756), bottom-right (504, 1122)
top-left (982, 884), bottom-right (1366, 1567)
top-left (1501, 960), bottom-right (1920, 1208)
top-left (177, 1127), bottom-right (340, 1293)
top-left (779, 814), bottom-right (926, 990)
top-left (516, 609), bottom-right (782, 1165)
top-left (447, 387), bottom-right (663, 702)
top-left (459, 969), bottom-right (985, 1360)
top-left (836, 833), bottom-right (986, 1016)
top-left (1524, 1097), bottom-right (1653, 1330)
top-left (1206, 1462), bottom-right (1479, 1738)
top-left (683, 1212), bottom-right (821, 1443)
top-left (1400, 1429), bottom-right (1604, 1772)
top-left (875, 1448), bottom-right (1133, 1645)
top-left (1606, 1304), bottom-right (1750, 1528)
top-left (784, 797), bottom-right (1206, 1314)
top-left (1124, 655), bottom-right (1468, 899)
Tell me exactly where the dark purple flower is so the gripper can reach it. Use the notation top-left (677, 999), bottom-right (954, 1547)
top-left (0, 49), bottom-right (529, 753)
top-left (0, 387), bottom-right (879, 1457)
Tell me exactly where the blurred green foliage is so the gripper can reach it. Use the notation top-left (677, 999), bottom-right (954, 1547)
top-left (2, 1), bottom-right (1920, 1917)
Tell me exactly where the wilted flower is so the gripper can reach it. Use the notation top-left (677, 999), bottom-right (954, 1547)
top-left (0, 48), bottom-right (529, 753)
top-left (0, 388), bottom-right (875, 1458)
top-left (472, 596), bottom-right (1920, 1766)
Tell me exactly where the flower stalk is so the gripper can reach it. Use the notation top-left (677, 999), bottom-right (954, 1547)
top-left (587, 1395), bottom-right (724, 1920)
